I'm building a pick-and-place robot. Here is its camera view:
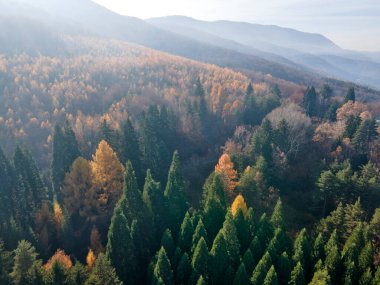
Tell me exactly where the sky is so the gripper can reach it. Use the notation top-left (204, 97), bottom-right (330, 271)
top-left (92, 0), bottom-right (380, 52)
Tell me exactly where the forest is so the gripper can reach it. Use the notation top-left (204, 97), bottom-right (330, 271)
top-left (0, 36), bottom-right (380, 285)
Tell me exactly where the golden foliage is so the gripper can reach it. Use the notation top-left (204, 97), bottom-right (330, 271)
top-left (44, 249), bottom-right (72, 271)
top-left (336, 101), bottom-right (369, 122)
top-left (86, 249), bottom-right (96, 268)
top-left (231, 194), bottom-right (248, 218)
top-left (215, 153), bottom-right (238, 198)
top-left (53, 201), bottom-right (64, 227)
top-left (90, 227), bottom-right (104, 255)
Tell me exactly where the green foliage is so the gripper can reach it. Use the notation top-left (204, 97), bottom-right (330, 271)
top-left (263, 265), bottom-right (279, 285)
top-left (178, 212), bottom-right (194, 253)
top-left (309, 269), bottom-right (331, 285)
top-left (242, 249), bottom-right (254, 274)
top-left (175, 253), bottom-right (192, 285)
top-left (277, 252), bottom-right (291, 285)
top-left (210, 231), bottom-right (229, 285)
top-left (233, 208), bottom-right (249, 253)
top-left (161, 229), bottom-right (175, 259)
top-left (192, 218), bottom-right (208, 252)
top-left (251, 252), bottom-right (272, 285)
top-left (270, 199), bottom-right (284, 229)
top-left (164, 151), bottom-right (188, 237)
top-left (153, 247), bottom-right (173, 285)
top-left (289, 262), bottom-right (305, 285)
top-left (345, 87), bottom-right (356, 102)
top-left (303, 86), bottom-right (318, 117)
top-left (86, 253), bottom-right (122, 285)
top-left (191, 238), bottom-right (209, 280)
top-left (222, 211), bottom-right (240, 266)
top-left (233, 262), bottom-right (250, 285)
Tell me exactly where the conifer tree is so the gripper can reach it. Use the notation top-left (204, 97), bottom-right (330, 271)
top-left (309, 269), bottom-right (331, 285)
top-left (292, 228), bottom-right (311, 279)
top-left (343, 261), bottom-right (358, 285)
top-left (359, 243), bottom-right (374, 273)
top-left (222, 211), bottom-right (240, 266)
top-left (257, 214), bottom-right (274, 247)
top-left (0, 147), bottom-right (15, 225)
top-left (233, 262), bottom-right (250, 285)
top-left (191, 238), bottom-right (209, 281)
top-left (303, 86), bottom-right (318, 117)
top-left (86, 253), bottom-right (122, 285)
top-left (233, 208), bottom-right (249, 254)
top-left (178, 212), bottom-right (194, 253)
top-left (67, 262), bottom-right (88, 285)
top-left (345, 87), bottom-right (356, 102)
top-left (161, 229), bottom-right (175, 259)
top-left (192, 218), bottom-right (208, 252)
top-left (202, 172), bottom-right (227, 209)
top-left (120, 119), bottom-right (143, 185)
top-left (153, 247), bottom-right (173, 285)
top-left (196, 275), bottom-right (207, 285)
top-left (312, 233), bottom-right (325, 263)
top-left (289, 262), bottom-right (305, 285)
top-left (175, 253), bottom-right (192, 285)
top-left (251, 252), bottom-right (272, 285)
top-left (106, 207), bottom-right (136, 284)
top-left (164, 151), bottom-right (188, 237)
top-left (231, 194), bottom-right (248, 218)
top-left (263, 265), bottom-right (279, 285)
top-left (270, 199), bottom-right (284, 229)
top-left (45, 261), bottom-right (68, 285)
top-left (359, 268), bottom-right (372, 285)
top-left (209, 231), bottom-right (229, 285)
top-left (242, 249), bottom-right (254, 275)
top-left (249, 237), bottom-right (263, 265)
top-left (277, 252), bottom-right (291, 285)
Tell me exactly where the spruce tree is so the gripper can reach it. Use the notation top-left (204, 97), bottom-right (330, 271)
top-left (233, 208), bottom-right (249, 254)
top-left (203, 192), bottom-right (226, 242)
top-left (0, 147), bottom-right (15, 225)
top-left (164, 151), bottom-right (188, 237)
top-left (242, 249), bottom-right (254, 275)
top-left (292, 228), bottom-right (311, 279)
top-left (303, 86), bottom-right (318, 117)
top-left (359, 243), bottom-right (374, 273)
top-left (313, 233), bottom-right (325, 263)
top-left (251, 252), bottom-right (272, 285)
top-left (86, 253), bottom-right (122, 285)
top-left (345, 87), bottom-right (356, 102)
top-left (359, 268), bottom-right (372, 285)
top-left (309, 269), bottom-right (331, 285)
top-left (277, 252), bottom-right (291, 285)
top-left (270, 199), bottom-right (284, 229)
top-left (161, 229), bottom-right (175, 259)
top-left (196, 275), bottom-right (207, 285)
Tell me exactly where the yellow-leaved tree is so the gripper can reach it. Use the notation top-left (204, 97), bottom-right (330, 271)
top-left (44, 249), bottom-right (72, 271)
top-left (86, 249), bottom-right (96, 268)
top-left (215, 153), bottom-right (238, 199)
top-left (90, 140), bottom-right (124, 228)
top-left (231, 194), bottom-right (248, 218)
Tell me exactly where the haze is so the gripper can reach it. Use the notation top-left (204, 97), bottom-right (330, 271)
top-left (93, 0), bottom-right (380, 52)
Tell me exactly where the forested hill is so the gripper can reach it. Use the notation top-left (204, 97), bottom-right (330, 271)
top-left (0, 1), bottom-right (380, 285)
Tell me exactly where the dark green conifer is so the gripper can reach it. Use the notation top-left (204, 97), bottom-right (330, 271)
top-left (153, 247), bottom-right (173, 285)
top-left (263, 265), bottom-right (279, 285)
top-left (233, 262), bottom-right (250, 285)
top-left (289, 262), bottom-right (305, 285)
top-left (209, 231), bottom-right (229, 285)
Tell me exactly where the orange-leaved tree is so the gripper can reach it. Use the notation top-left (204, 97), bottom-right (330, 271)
top-left (215, 153), bottom-right (238, 199)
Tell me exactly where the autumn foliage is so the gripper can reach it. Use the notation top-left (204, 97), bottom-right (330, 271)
top-left (215, 153), bottom-right (238, 198)
top-left (44, 249), bottom-right (72, 271)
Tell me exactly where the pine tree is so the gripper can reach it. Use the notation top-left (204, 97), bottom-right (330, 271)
top-left (222, 211), bottom-right (240, 266)
top-left (233, 262), bottom-right (250, 285)
top-left (153, 247), bottom-right (173, 285)
top-left (263, 265), bottom-right (279, 285)
top-left (343, 115), bottom-right (361, 139)
top-left (352, 119), bottom-right (377, 154)
top-left (86, 253), bottom-right (122, 285)
top-left (359, 243), bottom-right (374, 273)
top-left (191, 238), bottom-right (209, 280)
top-left (106, 207), bottom-right (136, 284)
top-left (175, 253), bottom-right (192, 285)
top-left (209, 231), bottom-right (229, 285)
top-left (164, 151), bottom-right (188, 237)
top-left (289, 262), bottom-right (305, 285)
top-left (178, 212), bottom-right (194, 253)
top-left (292, 228), bottom-right (311, 279)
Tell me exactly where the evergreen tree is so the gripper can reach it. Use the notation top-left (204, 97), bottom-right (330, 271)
top-left (309, 269), bottom-right (331, 285)
top-left (233, 262), bottom-right (250, 285)
top-left (86, 253), bottom-right (122, 285)
top-left (303, 86), bottom-right (318, 117)
top-left (277, 252), bottom-right (291, 285)
top-left (289, 262), bottom-right (305, 285)
top-left (161, 229), bottom-right (175, 259)
top-left (10, 240), bottom-right (41, 285)
top-left (359, 243), bottom-right (374, 273)
top-left (67, 262), bottom-right (88, 285)
top-left (120, 119), bottom-right (143, 186)
top-left (251, 252), bottom-right (272, 285)
top-left (222, 211), bottom-right (240, 266)
top-left (106, 207), bottom-right (136, 284)
top-left (343, 261), bottom-right (358, 285)
top-left (313, 233), bottom-right (325, 263)
top-left (191, 238), bottom-right (209, 281)
top-left (233, 208), bottom-right (249, 254)
top-left (52, 123), bottom-right (81, 197)
top-left (153, 247), bottom-right (173, 285)
top-left (209, 231), bottom-right (229, 285)
top-left (164, 151), bottom-right (188, 237)
top-left (196, 275), bottom-right (207, 285)
top-left (192, 218), bottom-right (208, 252)
top-left (292, 228), bottom-right (311, 279)
top-left (202, 173), bottom-right (226, 209)
top-left (352, 119), bottom-right (377, 154)
top-left (343, 115), bottom-right (361, 139)
top-left (270, 199), bottom-right (284, 229)
top-left (175, 253), bottom-right (192, 285)
top-left (359, 268), bottom-right (373, 285)
top-left (345, 87), bottom-right (356, 102)
top-left (0, 147), bottom-right (15, 225)
top-left (256, 214), bottom-right (274, 247)
top-left (263, 265), bottom-right (279, 285)
top-left (45, 261), bottom-right (68, 285)
top-left (242, 249), bottom-right (254, 275)
top-left (178, 212), bottom-right (194, 253)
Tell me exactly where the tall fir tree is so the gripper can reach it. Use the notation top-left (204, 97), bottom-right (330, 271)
top-left (153, 247), bottom-right (173, 285)
top-left (209, 231), bottom-right (229, 285)
top-left (222, 211), bottom-right (240, 267)
top-left (233, 262), bottom-right (250, 285)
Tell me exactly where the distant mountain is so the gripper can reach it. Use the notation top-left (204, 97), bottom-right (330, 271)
top-left (1, 0), bottom-right (380, 94)
top-left (148, 16), bottom-right (380, 89)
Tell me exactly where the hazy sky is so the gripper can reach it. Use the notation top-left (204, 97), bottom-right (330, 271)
top-left (92, 0), bottom-right (380, 52)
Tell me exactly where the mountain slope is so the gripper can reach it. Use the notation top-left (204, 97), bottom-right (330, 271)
top-left (148, 16), bottom-right (380, 89)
